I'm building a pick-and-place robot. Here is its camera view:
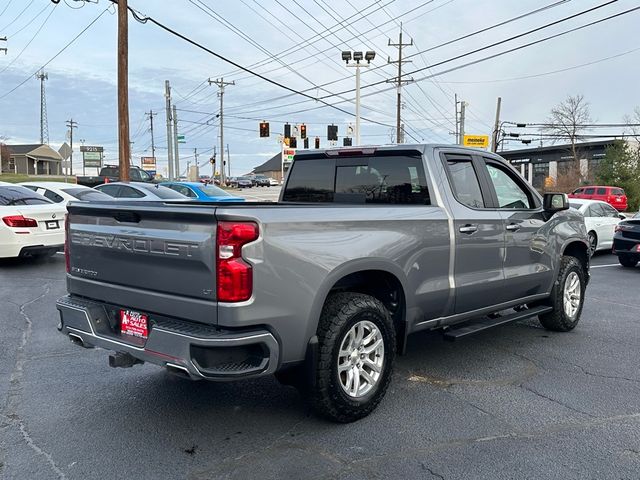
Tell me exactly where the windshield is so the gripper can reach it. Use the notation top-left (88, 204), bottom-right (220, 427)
top-left (200, 185), bottom-right (231, 197)
top-left (62, 188), bottom-right (114, 201)
top-left (0, 186), bottom-right (53, 205)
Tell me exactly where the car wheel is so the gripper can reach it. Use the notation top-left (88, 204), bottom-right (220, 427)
top-left (309, 292), bottom-right (396, 423)
top-left (618, 255), bottom-right (638, 268)
top-left (539, 256), bottom-right (586, 332)
top-left (587, 231), bottom-right (597, 257)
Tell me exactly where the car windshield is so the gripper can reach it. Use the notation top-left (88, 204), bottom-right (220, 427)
top-left (62, 188), bottom-right (114, 201)
top-left (138, 184), bottom-right (187, 199)
top-left (0, 186), bottom-right (53, 205)
top-left (200, 185), bottom-right (231, 197)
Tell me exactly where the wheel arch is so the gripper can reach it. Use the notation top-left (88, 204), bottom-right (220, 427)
top-left (307, 260), bottom-right (411, 355)
top-left (561, 239), bottom-right (590, 282)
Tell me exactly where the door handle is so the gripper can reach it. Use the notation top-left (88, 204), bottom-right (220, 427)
top-left (459, 224), bottom-right (478, 234)
top-left (505, 223), bottom-right (521, 232)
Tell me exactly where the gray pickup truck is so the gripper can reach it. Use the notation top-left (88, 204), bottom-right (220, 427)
top-left (57, 145), bottom-right (589, 422)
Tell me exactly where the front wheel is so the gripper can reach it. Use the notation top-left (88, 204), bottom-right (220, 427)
top-left (587, 231), bottom-right (597, 257)
top-left (539, 256), bottom-right (586, 332)
top-left (309, 292), bottom-right (396, 423)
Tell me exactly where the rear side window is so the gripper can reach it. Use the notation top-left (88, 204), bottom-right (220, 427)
top-left (612, 188), bottom-right (625, 196)
top-left (96, 184), bottom-right (121, 197)
top-left (139, 184), bottom-right (188, 199)
top-left (283, 154), bottom-right (430, 205)
top-left (445, 156), bottom-right (484, 208)
top-left (43, 189), bottom-right (64, 203)
top-left (63, 188), bottom-right (113, 201)
top-left (118, 186), bottom-right (146, 198)
top-left (282, 159), bottom-right (336, 202)
top-left (0, 186), bottom-right (52, 205)
top-left (584, 187), bottom-right (595, 195)
top-left (596, 188), bottom-right (606, 195)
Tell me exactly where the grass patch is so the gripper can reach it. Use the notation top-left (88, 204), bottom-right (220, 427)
top-left (0, 174), bottom-right (75, 184)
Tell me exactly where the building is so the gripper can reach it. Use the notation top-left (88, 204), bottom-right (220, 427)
top-left (500, 140), bottom-right (615, 190)
top-left (1, 144), bottom-right (63, 175)
top-left (252, 152), bottom-right (283, 181)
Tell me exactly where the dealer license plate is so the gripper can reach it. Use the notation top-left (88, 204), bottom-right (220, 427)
top-left (120, 309), bottom-right (149, 339)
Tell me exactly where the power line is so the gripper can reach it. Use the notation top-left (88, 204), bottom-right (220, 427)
top-left (0, 6), bottom-right (110, 100)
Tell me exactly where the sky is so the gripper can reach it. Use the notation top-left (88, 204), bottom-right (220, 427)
top-left (0, 0), bottom-right (639, 177)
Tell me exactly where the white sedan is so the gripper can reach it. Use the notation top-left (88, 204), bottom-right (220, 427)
top-left (0, 182), bottom-right (66, 258)
top-left (569, 198), bottom-right (624, 254)
top-left (20, 181), bottom-right (113, 205)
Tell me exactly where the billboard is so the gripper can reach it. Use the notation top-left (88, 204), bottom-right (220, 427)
top-left (81, 146), bottom-right (103, 168)
top-left (141, 156), bottom-right (157, 174)
top-left (463, 135), bottom-right (490, 149)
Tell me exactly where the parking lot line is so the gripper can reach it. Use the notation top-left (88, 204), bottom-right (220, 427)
top-left (591, 263), bottom-right (620, 269)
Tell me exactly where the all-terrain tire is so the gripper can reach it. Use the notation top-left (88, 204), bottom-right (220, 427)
top-left (618, 255), bottom-right (638, 268)
top-left (539, 256), bottom-right (586, 332)
top-left (309, 292), bottom-right (396, 423)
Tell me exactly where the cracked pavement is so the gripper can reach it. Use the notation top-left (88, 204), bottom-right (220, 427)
top-left (0, 252), bottom-right (639, 479)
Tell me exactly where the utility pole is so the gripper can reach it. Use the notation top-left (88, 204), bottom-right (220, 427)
top-left (66, 119), bottom-right (78, 176)
top-left (117, 0), bottom-right (131, 182)
top-left (145, 110), bottom-right (157, 160)
top-left (459, 101), bottom-right (467, 145)
top-left (454, 93), bottom-right (459, 144)
top-left (208, 77), bottom-right (234, 185)
top-left (35, 70), bottom-right (49, 145)
top-left (193, 147), bottom-right (198, 180)
top-left (491, 97), bottom-right (502, 153)
top-left (172, 104), bottom-right (180, 178)
top-left (164, 80), bottom-right (174, 180)
top-left (387, 23), bottom-right (413, 144)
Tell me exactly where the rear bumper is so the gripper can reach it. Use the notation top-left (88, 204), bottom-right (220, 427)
top-left (0, 231), bottom-right (64, 258)
top-left (56, 295), bottom-right (280, 380)
top-left (613, 236), bottom-right (640, 254)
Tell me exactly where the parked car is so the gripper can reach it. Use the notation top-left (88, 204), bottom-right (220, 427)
top-left (569, 185), bottom-right (627, 212)
top-left (76, 165), bottom-right (156, 187)
top-left (225, 177), bottom-right (239, 188)
top-left (269, 177), bottom-right (280, 186)
top-left (94, 182), bottom-right (188, 201)
top-left (58, 144), bottom-right (590, 422)
top-left (569, 199), bottom-right (623, 255)
top-left (236, 177), bottom-right (253, 188)
top-left (20, 181), bottom-right (113, 205)
top-left (613, 218), bottom-right (640, 267)
top-left (253, 175), bottom-right (271, 187)
top-left (0, 182), bottom-right (66, 258)
top-left (162, 182), bottom-right (245, 203)
top-left (198, 175), bottom-right (211, 183)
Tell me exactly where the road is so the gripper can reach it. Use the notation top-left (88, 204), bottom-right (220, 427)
top-left (232, 185), bottom-right (281, 202)
top-left (1, 251), bottom-right (639, 479)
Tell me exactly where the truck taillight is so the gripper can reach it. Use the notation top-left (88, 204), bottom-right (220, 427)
top-left (216, 221), bottom-right (259, 302)
top-left (2, 215), bottom-right (37, 228)
top-left (64, 214), bottom-right (70, 273)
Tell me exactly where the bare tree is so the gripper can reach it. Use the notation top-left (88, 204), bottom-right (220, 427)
top-left (542, 94), bottom-right (592, 172)
top-left (623, 106), bottom-right (640, 155)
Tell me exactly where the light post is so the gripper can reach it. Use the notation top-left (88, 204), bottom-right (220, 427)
top-left (342, 50), bottom-right (375, 146)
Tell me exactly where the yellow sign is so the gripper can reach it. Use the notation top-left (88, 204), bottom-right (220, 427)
top-left (463, 134), bottom-right (489, 148)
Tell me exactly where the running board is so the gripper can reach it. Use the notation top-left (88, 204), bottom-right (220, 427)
top-left (443, 305), bottom-right (553, 342)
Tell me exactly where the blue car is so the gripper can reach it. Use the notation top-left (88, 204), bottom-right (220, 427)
top-left (162, 182), bottom-right (245, 202)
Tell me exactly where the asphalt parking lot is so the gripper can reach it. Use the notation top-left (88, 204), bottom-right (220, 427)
top-left (1, 250), bottom-right (639, 479)
top-left (232, 185), bottom-right (282, 202)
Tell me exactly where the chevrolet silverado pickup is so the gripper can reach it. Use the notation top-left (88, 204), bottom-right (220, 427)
top-left (56, 145), bottom-right (590, 422)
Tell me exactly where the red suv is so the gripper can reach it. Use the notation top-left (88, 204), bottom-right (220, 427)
top-left (569, 185), bottom-right (628, 211)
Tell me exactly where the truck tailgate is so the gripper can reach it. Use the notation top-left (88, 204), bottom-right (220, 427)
top-left (66, 201), bottom-right (218, 324)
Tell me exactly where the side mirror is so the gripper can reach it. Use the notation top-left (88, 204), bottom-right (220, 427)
top-left (619, 213), bottom-right (626, 220)
top-left (543, 192), bottom-right (569, 213)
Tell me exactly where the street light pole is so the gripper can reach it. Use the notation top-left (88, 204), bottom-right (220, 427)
top-left (342, 50), bottom-right (375, 146)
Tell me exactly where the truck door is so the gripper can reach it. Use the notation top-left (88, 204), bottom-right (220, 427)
top-left (478, 157), bottom-right (554, 302)
top-left (441, 153), bottom-right (506, 314)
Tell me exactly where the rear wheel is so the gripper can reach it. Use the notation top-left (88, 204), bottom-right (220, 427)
top-left (309, 292), bottom-right (395, 423)
top-left (618, 255), bottom-right (638, 268)
top-left (587, 231), bottom-right (597, 256)
top-left (539, 256), bottom-right (586, 332)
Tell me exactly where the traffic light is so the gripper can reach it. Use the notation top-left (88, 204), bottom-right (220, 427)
top-left (327, 124), bottom-right (338, 141)
top-left (290, 137), bottom-right (297, 148)
top-left (304, 137), bottom-right (309, 149)
top-left (343, 137), bottom-right (353, 146)
top-left (259, 121), bottom-right (269, 138)
top-left (284, 123), bottom-right (291, 139)
top-left (283, 137), bottom-right (290, 147)
top-left (300, 124), bottom-right (307, 139)
top-left (314, 137), bottom-right (320, 149)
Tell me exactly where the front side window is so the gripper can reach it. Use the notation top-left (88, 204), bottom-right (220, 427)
top-left (445, 156), bottom-right (484, 208)
top-left (601, 203), bottom-right (620, 218)
top-left (585, 188), bottom-right (595, 195)
top-left (596, 187), bottom-right (606, 195)
top-left (96, 185), bottom-right (121, 197)
top-left (118, 186), bottom-right (146, 198)
top-left (586, 204), bottom-right (605, 217)
top-left (485, 163), bottom-right (533, 209)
